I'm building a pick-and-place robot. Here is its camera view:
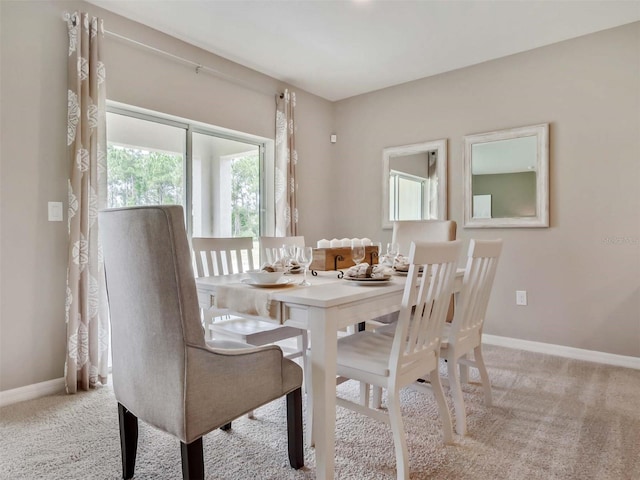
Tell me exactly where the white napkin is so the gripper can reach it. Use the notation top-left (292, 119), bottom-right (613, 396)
top-left (262, 258), bottom-right (302, 274)
top-left (393, 254), bottom-right (410, 272)
top-left (287, 260), bottom-right (302, 274)
top-left (392, 255), bottom-right (424, 273)
top-left (261, 259), bottom-right (287, 272)
top-left (345, 263), bottom-right (392, 278)
top-left (345, 263), bottom-right (369, 278)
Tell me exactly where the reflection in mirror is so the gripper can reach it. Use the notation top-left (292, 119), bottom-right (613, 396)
top-left (464, 124), bottom-right (549, 228)
top-left (382, 140), bottom-right (447, 229)
top-left (472, 136), bottom-right (537, 218)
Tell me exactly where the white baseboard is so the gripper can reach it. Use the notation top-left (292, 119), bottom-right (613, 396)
top-left (0, 377), bottom-right (65, 408)
top-left (483, 334), bottom-right (640, 370)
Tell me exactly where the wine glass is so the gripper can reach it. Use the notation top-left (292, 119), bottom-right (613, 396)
top-left (282, 243), bottom-right (296, 271)
top-left (271, 247), bottom-right (284, 264)
top-left (386, 242), bottom-right (400, 266)
top-left (351, 242), bottom-right (365, 266)
top-left (296, 246), bottom-right (314, 286)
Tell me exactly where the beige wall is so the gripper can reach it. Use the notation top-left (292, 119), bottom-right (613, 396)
top-left (333, 22), bottom-right (640, 356)
top-left (0, 0), bottom-right (334, 391)
top-left (1, 2), bottom-right (638, 393)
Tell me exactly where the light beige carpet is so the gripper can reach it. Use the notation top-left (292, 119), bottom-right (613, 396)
top-left (1, 345), bottom-right (639, 479)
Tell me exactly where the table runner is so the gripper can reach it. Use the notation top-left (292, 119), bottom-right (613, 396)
top-left (214, 282), bottom-right (292, 320)
top-left (213, 274), bottom-right (342, 321)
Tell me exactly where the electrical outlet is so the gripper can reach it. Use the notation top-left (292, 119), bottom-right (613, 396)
top-left (516, 290), bottom-right (527, 306)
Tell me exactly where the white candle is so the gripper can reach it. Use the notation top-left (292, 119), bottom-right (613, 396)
top-left (317, 239), bottom-right (330, 248)
top-left (340, 238), bottom-right (351, 247)
top-left (361, 238), bottom-right (372, 246)
top-left (330, 238), bottom-right (341, 248)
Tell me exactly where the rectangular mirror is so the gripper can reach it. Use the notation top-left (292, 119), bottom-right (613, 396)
top-left (382, 139), bottom-right (447, 229)
top-left (463, 124), bottom-right (549, 228)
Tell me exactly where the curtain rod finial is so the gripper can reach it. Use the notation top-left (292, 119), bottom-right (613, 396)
top-left (62, 11), bottom-right (77, 26)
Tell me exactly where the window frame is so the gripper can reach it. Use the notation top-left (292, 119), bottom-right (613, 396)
top-left (389, 169), bottom-right (427, 221)
top-left (106, 102), bottom-right (275, 238)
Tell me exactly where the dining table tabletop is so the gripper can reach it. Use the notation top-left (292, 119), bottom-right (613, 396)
top-left (195, 268), bottom-right (465, 480)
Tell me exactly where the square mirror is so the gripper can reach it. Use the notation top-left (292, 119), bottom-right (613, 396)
top-left (382, 139), bottom-right (447, 229)
top-left (463, 124), bottom-right (549, 228)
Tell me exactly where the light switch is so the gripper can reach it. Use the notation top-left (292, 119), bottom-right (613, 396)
top-left (48, 202), bottom-right (63, 222)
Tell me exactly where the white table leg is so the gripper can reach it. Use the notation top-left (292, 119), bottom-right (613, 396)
top-left (308, 307), bottom-right (337, 480)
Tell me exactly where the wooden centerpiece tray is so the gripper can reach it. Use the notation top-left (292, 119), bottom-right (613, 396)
top-left (310, 246), bottom-right (379, 272)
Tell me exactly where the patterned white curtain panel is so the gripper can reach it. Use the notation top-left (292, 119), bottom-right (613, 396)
top-left (275, 89), bottom-right (298, 236)
top-left (64, 12), bottom-right (109, 393)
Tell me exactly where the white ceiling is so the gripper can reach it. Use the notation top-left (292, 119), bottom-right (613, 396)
top-left (88, 0), bottom-right (640, 101)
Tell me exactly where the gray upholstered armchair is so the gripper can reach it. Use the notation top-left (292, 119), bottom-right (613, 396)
top-left (99, 205), bottom-right (303, 479)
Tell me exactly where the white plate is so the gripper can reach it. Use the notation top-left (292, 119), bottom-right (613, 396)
top-left (241, 278), bottom-right (294, 288)
top-left (343, 275), bottom-right (392, 285)
top-left (393, 267), bottom-right (424, 276)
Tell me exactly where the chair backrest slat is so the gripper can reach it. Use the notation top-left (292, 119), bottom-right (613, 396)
top-left (192, 237), bottom-right (256, 276)
top-left (452, 239), bottom-right (502, 343)
top-left (392, 221), bottom-right (458, 322)
top-left (390, 240), bottom-right (462, 377)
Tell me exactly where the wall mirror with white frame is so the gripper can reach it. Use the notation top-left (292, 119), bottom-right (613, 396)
top-left (463, 123), bottom-right (549, 228)
top-left (382, 139), bottom-right (447, 229)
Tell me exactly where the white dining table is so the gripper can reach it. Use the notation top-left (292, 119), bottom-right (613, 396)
top-left (195, 269), bottom-right (464, 480)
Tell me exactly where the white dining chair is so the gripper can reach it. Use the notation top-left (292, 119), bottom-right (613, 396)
top-left (192, 236), bottom-right (257, 276)
top-left (335, 240), bottom-right (461, 480)
top-left (192, 236), bottom-right (256, 336)
top-left (440, 238), bottom-right (502, 435)
top-left (368, 220), bottom-right (457, 334)
top-left (391, 220), bottom-right (457, 256)
top-left (191, 237), bottom-right (309, 414)
top-left (100, 207), bottom-right (304, 478)
top-left (260, 235), bottom-right (305, 265)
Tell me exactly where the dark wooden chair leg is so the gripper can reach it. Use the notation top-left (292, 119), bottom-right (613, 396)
top-left (220, 422), bottom-right (232, 431)
top-left (118, 403), bottom-right (138, 480)
top-left (180, 437), bottom-right (204, 480)
top-left (286, 387), bottom-right (304, 469)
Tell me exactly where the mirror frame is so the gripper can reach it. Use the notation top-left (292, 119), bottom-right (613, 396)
top-left (463, 123), bottom-right (549, 228)
top-left (382, 139), bottom-right (448, 229)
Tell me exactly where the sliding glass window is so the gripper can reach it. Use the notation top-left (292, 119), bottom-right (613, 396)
top-left (106, 111), bottom-right (186, 208)
top-left (191, 131), bottom-right (261, 239)
top-left (106, 107), bottom-right (269, 253)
